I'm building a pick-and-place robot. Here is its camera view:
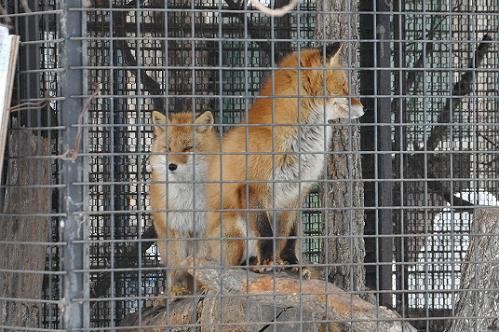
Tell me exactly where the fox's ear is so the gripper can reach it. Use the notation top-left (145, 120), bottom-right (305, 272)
top-left (151, 111), bottom-right (168, 134)
top-left (194, 111), bottom-right (214, 133)
top-left (325, 42), bottom-right (346, 67)
top-left (152, 111), bottom-right (167, 125)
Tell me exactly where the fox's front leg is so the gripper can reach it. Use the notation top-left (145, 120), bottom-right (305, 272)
top-left (248, 209), bottom-right (284, 273)
top-left (206, 211), bottom-right (245, 267)
top-left (159, 234), bottom-right (190, 298)
top-left (277, 209), bottom-right (311, 280)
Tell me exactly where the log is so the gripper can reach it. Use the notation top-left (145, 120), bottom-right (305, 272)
top-left (121, 257), bottom-right (416, 331)
top-left (446, 208), bottom-right (499, 332)
top-left (0, 129), bottom-right (51, 328)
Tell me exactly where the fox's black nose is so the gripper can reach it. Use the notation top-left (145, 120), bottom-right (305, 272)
top-left (168, 163), bottom-right (177, 171)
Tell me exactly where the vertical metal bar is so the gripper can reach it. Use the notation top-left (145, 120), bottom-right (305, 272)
top-left (60, 0), bottom-right (85, 330)
top-left (26, 0), bottom-right (41, 130)
top-left (112, 8), bottom-right (128, 322)
top-left (359, 0), bottom-right (393, 307)
top-left (134, 1), bottom-right (143, 326)
top-left (421, 1), bottom-right (430, 329)
top-left (359, 0), bottom-right (376, 293)
top-left (108, 1), bottom-right (116, 328)
top-left (375, 0), bottom-right (394, 307)
top-left (393, 0), bottom-right (407, 315)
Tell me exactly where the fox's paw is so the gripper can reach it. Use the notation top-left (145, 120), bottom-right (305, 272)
top-left (250, 258), bottom-right (284, 273)
top-left (169, 284), bottom-right (190, 299)
top-left (301, 267), bottom-right (312, 280)
top-left (283, 261), bottom-right (311, 280)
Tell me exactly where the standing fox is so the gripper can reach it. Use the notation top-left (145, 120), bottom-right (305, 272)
top-left (205, 43), bottom-right (364, 274)
top-left (150, 111), bottom-right (219, 295)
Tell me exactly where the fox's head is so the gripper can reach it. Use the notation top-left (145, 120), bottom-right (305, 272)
top-left (275, 43), bottom-right (364, 120)
top-left (150, 111), bottom-right (216, 180)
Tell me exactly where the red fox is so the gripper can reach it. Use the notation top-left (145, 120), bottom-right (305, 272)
top-left (150, 110), bottom-right (219, 295)
top-left (205, 43), bottom-right (364, 275)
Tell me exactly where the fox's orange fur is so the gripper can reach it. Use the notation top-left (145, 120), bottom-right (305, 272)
top-left (205, 44), bottom-right (364, 272)
top-left (150, 111), bottom-right (219, 295)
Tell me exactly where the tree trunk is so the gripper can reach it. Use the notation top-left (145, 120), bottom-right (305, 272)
top-left (446, 208), bottom-right (499, 332)
top-left (121, 257), bottom-right (416, 332)
top-left (0, 129), bottom-right (51, 328)
top-left (316, 0), bottom-right (367, 295)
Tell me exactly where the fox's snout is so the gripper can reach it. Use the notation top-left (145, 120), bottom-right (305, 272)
top-left (328, 97), bottom-right (365, 120)
top-left (350, 97), bottom-right (364, 118)
top-left (168, 163), bottom-right (178, 171)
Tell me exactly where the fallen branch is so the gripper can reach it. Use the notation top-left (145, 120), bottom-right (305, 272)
top-left (121, 257), bottom-right (416, 331)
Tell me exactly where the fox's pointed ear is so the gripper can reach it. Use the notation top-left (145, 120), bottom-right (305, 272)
top-left (151, 111), bottom-right (168, 134)
top-left (194, 111), bottom-right (214, 133)
top-left (325, 42), bottom-right (346, 67)
top-left (152, 111), bottom-right (168, 125)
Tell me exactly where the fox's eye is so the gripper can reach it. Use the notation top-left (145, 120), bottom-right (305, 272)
top-left (182, 146), bottom-right (193, 152)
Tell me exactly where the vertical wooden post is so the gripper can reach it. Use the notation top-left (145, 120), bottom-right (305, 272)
top-left (316, 0), bottom-right (367, 296)
top-left (0, 129), bottom-right (51, 328)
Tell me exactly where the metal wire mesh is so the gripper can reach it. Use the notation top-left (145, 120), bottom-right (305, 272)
top-left (0, 0), bottom-right (497, 331)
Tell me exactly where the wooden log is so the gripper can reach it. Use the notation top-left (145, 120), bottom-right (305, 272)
top-left (0, 129), bottom-right (51, 329)
top-left (121, 257), bottom-right (416, 331)
top-left (446, 208), bottom-right (499, 332)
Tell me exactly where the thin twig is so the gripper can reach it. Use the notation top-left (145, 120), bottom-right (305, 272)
top-left (478, 132), bottom-right (498, 148)
top-left (9, 99), bottom-right (53, 112)
top-left (57, 83), bottom-right (101, 161)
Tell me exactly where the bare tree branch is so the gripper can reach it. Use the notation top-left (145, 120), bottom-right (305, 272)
top-left (91, 226), bottom-right (157, 298)
top-left (408, 153), bottom-right (475, 212)
top-left (111, 0), bottom-right (165, 111)
top-left (391, 1), bottom-right (464, 115)
top-left (121, 257), bottom-right (417, 331)
top-left (224, 0), bottom-right (274, 58)
top-left (426, 34), bottom-right (493, 150)
top-left (399, 34), bottom-right (492, 209)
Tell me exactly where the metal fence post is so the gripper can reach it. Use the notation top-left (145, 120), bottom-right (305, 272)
top-left (360, 0), bottom-right (394, 307)
top-left (60, 1), bottom-right (86, 329)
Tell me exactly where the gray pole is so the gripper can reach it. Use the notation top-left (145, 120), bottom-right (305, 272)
top-left (60, 0), bottom-right (85, 329)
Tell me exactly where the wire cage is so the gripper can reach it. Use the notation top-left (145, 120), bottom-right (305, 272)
top-left (0, 0), bottom-right (498, 331)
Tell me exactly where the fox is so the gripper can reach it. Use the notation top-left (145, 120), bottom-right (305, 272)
top-left (149, 110), bottom-right (219, 296)
top-left (205, 43), bottom-right (364, 276)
